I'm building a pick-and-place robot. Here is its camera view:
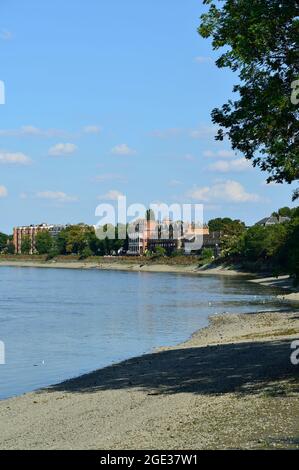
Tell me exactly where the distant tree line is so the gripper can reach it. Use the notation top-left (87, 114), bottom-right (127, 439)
top-left (32, 224), bottom-right (127, 259)
top-left (212, 207), bottom-right (299, 282)
top-left (0, 224), bottom-right (127, 258)
top-left (1, 208), bottom-right (299, 280)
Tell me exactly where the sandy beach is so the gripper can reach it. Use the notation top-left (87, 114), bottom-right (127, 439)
top-left (0, 309), bottom-right (298, 450)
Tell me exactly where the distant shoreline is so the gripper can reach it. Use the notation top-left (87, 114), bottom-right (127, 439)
top-left (1, 258), bottom-right (298, 301)
top-left (0, 257), bottom-right (256, 276)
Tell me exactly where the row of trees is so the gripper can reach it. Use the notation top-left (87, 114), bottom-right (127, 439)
top-left (0, 233), bottom-right (15, 254)
top-left (24, 224), bottom-right (126, 258)
top-left (0, 224), bottom-right (126, 258)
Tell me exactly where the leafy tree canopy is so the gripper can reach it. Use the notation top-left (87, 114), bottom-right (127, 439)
top-left (199, 0), bottom-right (299, 199)
top-left (272, 205), bottom-right (299, 218)
top-left (208, 217), bottom-right (246, 235)
top-left (56, 224), bottom-right (95, 255)
top-left (242, 224), bottom-right (288, 260)
top-left (56, 224), bottom-right (125, 257)
top-left (0, 232), bottom-right (8, 252)
top-left (6, 241), bottom-right (15, 255)
top-left (35, 231), bottom-right (53, 255)
top-left (21, 235), bottom-right (31, 254)
top-left (154, 246), bottom-right (167, 257)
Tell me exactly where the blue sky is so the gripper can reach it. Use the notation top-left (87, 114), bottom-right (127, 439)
top-left (0, 0), bottom-right (297, 233)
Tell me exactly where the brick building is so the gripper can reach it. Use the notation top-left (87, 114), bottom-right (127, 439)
top-left (127, 218), bottom-right (209, 256)
top-left (13, 224), bottom-right (65, 254)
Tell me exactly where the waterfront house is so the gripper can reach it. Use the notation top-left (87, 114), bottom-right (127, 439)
top-left (255, 215), bottom-right (290, 227)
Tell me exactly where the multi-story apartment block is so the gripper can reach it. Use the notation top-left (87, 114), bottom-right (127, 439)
top-left (13, 224), bottom-right (65, 254)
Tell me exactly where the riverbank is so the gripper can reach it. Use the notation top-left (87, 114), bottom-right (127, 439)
top-left (0, 257), bottom-right (260, 276)
top-left (250, 276), bottom-right (299, 302)
top-left (0, 310), bottom-right (298, 450)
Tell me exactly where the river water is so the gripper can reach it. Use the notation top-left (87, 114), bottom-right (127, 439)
top-left (0, 266), bottom-right (288, 400)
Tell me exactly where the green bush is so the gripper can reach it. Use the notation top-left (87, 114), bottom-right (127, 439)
top-left (35, 231), bottom-right (53, 255)
top-left (200, 248), bottom-right (214, 260)
top-left (21, 235), bottom-right (31, 254)
top-left (79, 246), bottom-right (93, 259)
top-left (153, 246), bottom-right (167, 257)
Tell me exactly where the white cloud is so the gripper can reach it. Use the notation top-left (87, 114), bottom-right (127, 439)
top-left (208, 158), bottom-right (251, 173)
top-left (194, 56), bottom-right (213, 64)
top-left (83, 125), bottom-right (102, 134)
top-left (0, 186), bottom-right (7, 198)
top-left (190, 125), bottom-right (217, 139)
top-left (0, 126), bottom-right (67, 138)
top-left (261, 180), bottom-right (279, 187)
top-left (187, 180), bottom-right (260, 203)
top-left (111, 144), bottom-right (136, 156)
top-left (0, 29), bottom-right (13, 41)
top-left (149, 124), bottom-right (217, 141)
top-left (0, 151), bottom-right (31, 165)
top-left (97, 190), bottom-right (125, 201)
top-left (187, 186), bottom-right (210, 202)
top-left (36, 191), bottom-right (78, 203)
top-left (150, 128), bottom-right (183, 139)
top-left (94, 173), bottom-right (126, 183)
top-left (18, 126), bottom-right (42, 136)
top-left (48, 143), bottom-right (77, 156)
top-left (203, 149), bottom-right (236, 158)
top-left (169, 179), bottom-right (183, 187)
top-left (183, 154), bottom-right (196, 162)
top-left (218, 150), bottom-right (236, 158)
top-left (0, 124), bottom-right (103, 138)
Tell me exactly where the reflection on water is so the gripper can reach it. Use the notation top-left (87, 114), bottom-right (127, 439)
top-left (0, 266), bottom-right (289, 400)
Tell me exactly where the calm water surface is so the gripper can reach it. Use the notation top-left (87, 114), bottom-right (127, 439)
top-left (0, 266), bottom-right (289, 400)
